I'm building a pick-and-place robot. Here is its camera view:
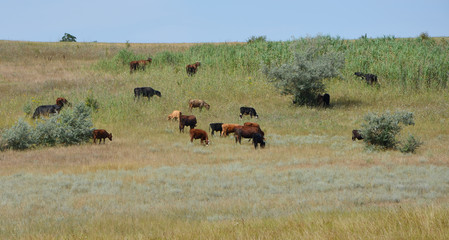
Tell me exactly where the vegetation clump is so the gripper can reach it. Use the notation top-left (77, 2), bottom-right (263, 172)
top-left (360, 111), bottom-right (422, 153)
top-left (1, 103), bottom-right (93, 150)
top-left (263, 37), bottom-right (345, 105)
top-left (60, 33), bottom-right (77, 42)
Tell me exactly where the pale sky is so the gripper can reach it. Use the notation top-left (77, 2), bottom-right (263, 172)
top-left (1, 0), bottom-right (448, 43)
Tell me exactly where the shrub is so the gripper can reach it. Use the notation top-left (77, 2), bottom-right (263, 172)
top-left (23, 101), bottom-right (32, 116)
top-left (400, 134), bottom-right (423, 154)
top-left (85, 95), bottom-right (100, 112)
top-left (1, 102), bottom-right (93, 151)
top-left (247, 35), bottom-right (267, 44)
top-left (1, 118), bottom-right (35, 150)
top-left (419, 32), bottom-right (430, 40)
top-left (263, 39), bottom-right (344, 106)
top-left (361, 111), bottom-right (415, 150)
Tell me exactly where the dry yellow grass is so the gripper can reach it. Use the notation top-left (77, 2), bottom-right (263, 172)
top-left (1, 40), bottom-right (449, 239)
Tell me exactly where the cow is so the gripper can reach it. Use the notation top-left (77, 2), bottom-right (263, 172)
top-left (209, 122), bottom-right (223, 136)
top-left (252, 133), bottom-right (266, 149)
top-left (352, 129), bottom-right (364, 141)
top-left (130, 57), bottom-right (152, 73)
top-left (240, 107), bottom-right (258, 119)
top-left (354, 72), bottom-right (378, 85)
top-left (134, 87), bottom-right (161, 101)
top-left (317, 93), bottom-right (330, 107)
top-left (234, 126), bottom-right (265, 144)
top-left (186, 62), bottom-right (201, 76)
top-left (93, 129), bottom-right (112, 144)
top-left (167, 110), bottom-right (182, 121)
top-left (179, 114), bottom-right (197, 133)
top-left (189, 99), bottom-right (210, 111)
top-left (244, 122), bottom-right (260, 129)
top-left (32, 97), bottom-right (69, 119)
top-left (221, 123), bottom-right (243, 136)
top-left (190, 129), bottom-right (209, 145)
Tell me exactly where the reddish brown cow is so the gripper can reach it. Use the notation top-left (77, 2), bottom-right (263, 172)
top-left (244, 122), bottom-right (260, 129)
top-left (93, 129), bottom-right (112, 144)
top-left (130, 57), bottom-right (152, 73)
top-left (221, 124), bottom-right (242, 136)
top-left (234, 126), bottom-right (265, 144)
top-left (186, 62), bottom-right (201, 76)
top-left (179, 114), bottom-right (197, 133)
top-left (190, 129), bottom-right (209, 145)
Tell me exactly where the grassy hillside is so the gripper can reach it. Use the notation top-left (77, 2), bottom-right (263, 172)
top-left (0, 37), bottom-right (449, 239)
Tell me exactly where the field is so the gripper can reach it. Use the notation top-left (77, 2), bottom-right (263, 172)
top-left (1, 38), bottom-right (449, 239)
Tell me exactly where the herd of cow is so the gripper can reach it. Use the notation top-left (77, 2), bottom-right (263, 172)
top-left (30, 57), bottom-right (378, 149)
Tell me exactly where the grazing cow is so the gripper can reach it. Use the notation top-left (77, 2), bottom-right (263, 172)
top-left (186, 62), bottom-right (201, 76)
top-left (354, 72), bottom-right (378, 85)
top-left (93, 129), bottom-right (112, 144)
top-left (130, 57), bottom-right (152, 73)
top-left (32, 97), bottom-right (69, 119)
top-left (189, 99), bottom-right (210, 111)
top-left (221, 123), bottom-right (243, 136)
top-left (190, 129), bottom-right (209, 145)
top-left (134, 87), bottom-right (161, 100)
top-left (352, 129), bottom-right (364, 141)
top-left (252, 133), bottom-right (266, 149)
top-left (240, 107), bottom-right (258, 119)
top-left (209, 122), bottom-right (223, 136)
top-left (167, 110), bottom-right (182, 121)
top-left (244, 122), bottom-right (260, 129)
top-left (234, 126), bottom-right (265, 144)
top-left (179, 114), bottom-right (197, 133)
top-left (317, 93), bottom-right (330, 107)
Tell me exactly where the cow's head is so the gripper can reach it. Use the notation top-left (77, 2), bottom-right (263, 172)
top-left (204, 103), bottom-right (210, 110)
top-left (108, 133), bottom-right (113, 141)
top-left (155, 91), bottom-right (162, 97)
top-left (56, 97), bottom-right (70, 107)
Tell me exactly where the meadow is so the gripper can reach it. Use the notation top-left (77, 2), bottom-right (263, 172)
top-left (1, 37), bottom-right (449, 239)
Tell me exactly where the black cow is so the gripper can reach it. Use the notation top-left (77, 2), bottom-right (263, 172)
top-left (32, 97), bottom-right (69, 119)
top-left (240, 107), bottom-right (258, 119)
top-left (209, 122), bottom-right (223, 136)
top-left (354, 72), bottom-right (378, 85)
top-left (134, 87), bottom-right (161, 100)
top-left (352, 130), bottom-right (364, 141)
top-left (317, 93), bottom-right (330, 107)
top-left (252, 133), bottom-right (266, 149)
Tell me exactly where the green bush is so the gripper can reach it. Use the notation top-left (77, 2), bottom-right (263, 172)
top-left (60, 33), bottom-right (77, 42)
top-left (247, 35), bottom-right (267, 44)
top-left (1, 102), bottom-right (93, 151)
top-left (400, 134), bottom-right (424, 153)
top-left (263, 38), bottom-right (345, 106)
top-left (1, 118), bottom-right (35, 150)
top-left (85, 95), bottom-right (100, 112)
top-left (361, 111), bottom-right (415, 150)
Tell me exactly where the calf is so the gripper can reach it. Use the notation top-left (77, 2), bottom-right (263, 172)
top-left (221, 123), bottom-right (242, 136)
top-left (93, 129), bottom-right (112, 144)
top-left (354, 72), bottom-right (378, 85)
top-left (209, 122), bottom-right (223, 136)
top-left (189, 99), bottom-right (210, 111)
top-left (167, 110), bottom-right (182, 121)
top-left (240, 106), bottom-right (258, 119)
top-left (234, 126), bottom-right (265, 144)
top-left (186, 62), bottom-right (201, 76)
top-left (317, 93), bottom-right (330, 107)
top-left (179, 114), bottom-right (197, 133)
top-left (252, 133), bottom-right (266, 149)
top-left (190, 129), bottom-right (209, 145)
top-left (32, 97), bottom-right (69, 119)
top-left (130, 57), bottom-right (152, 73)
top-left (134, 87), bottom-right (161, 100)
top-left (352, 129), bottom-right (364, 141)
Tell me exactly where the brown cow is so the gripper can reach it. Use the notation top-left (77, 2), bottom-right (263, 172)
top-left (221, 123), bottom-right (242, 136)
top-left (167, 110), bottom-right (182, 121)
top-left (186, 61), bottom-right (201, 76)
top-left (244, 122), bottom-right (260, 129)
top-left (188, 99), bottom-right (210, 111)
top-left (190, 129), bottom-right (209, 145)
top-left (130, 57), bottom-right (152, 73)
top-left (179, 114), bottom-right (197, 133)
top-left (93, 129), bottom-right (112, 144)
top-left (234, 126), bottom-right (265, 144)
